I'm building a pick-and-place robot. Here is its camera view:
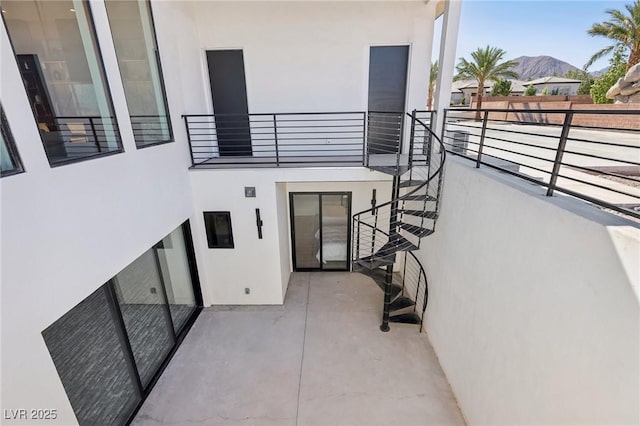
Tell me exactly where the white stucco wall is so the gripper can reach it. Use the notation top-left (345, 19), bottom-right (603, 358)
top-left (1, 1), bottom-right (442, 423)
top-left (420, 158), bottom-right (640, 425)
top-left (155, 1), bottom-right (434, 115)
top-left (189, 168), bottom-right (392, 306)
top-left (0, 2), bottom-right (195, 423)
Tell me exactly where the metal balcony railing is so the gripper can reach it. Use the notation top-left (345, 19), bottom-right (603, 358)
top-left (183, 111), bottom-right (369, 168)
top-left (183, 111), bottom-right (416, 168)
top-left (443, 108), bottom-right (640, 220)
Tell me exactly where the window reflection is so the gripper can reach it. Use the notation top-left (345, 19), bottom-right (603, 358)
top-left (105, 0), bottom-right (172, 147)
top-left (3, 0), bottom-right (121, 165)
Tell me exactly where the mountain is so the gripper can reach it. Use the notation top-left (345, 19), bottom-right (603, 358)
top-left (590, 66), bottom-right (609, 77)
top-left (509, 56), bottom-right (581, 80)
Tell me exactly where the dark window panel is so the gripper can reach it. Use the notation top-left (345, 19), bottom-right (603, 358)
top-left (204, 211), bottom-right (235, 248)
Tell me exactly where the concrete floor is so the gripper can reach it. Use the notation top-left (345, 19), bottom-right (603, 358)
top-left (133, 272), bottom-right (465, 426)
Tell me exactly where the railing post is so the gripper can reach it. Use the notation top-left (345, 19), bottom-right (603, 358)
top-left (89, 117), bottom-right (101, 152)
top-left (440, 109), bottom-right (448, 148)
top-left (381, 174), bottom-right (401, 333)
top-left (361, 111), bottom-right (367, 166)
top-left (183, 115), bottom-right (195, 167)
top-left (476, 110), bottom-right (489, 168)
top-left (547, 111), bottom-right (573, 196)
top-left (428, 110), bottom-right (436, 155)
top-left (401, 249), bottom-right (408, 297)
top-left (371, 213), bottom-right (378, 258)
top-left (273, 114), bottom-right (280, 167)
top-left (355, 218), bottom-right (360, 262)
top-left (408, 111), bottom-right (416, 163)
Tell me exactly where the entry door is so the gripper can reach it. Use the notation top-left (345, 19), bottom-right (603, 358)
top-left (367, 46), bottom-right (409, 155)
top-left (206, 50), bottom-right (252, 156)
top-left (290, 193), bottom-right (351, 271)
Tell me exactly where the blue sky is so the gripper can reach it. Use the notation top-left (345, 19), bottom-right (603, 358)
top-left (434, 0), bottom-right (631, 72)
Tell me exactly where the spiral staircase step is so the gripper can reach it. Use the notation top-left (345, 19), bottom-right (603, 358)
top-left (398, 223), bottom-right (434, 237)
top-left (389, 312), bottom-right (422, 324)
top-left (388, 296), bottom-right (415, 312)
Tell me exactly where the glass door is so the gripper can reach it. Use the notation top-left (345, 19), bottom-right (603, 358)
top-left (320, 194), bottom-right (350, 270)
top-left (290, 192), bottom-right (351, 271)
top-left (291, 194), bottom-right (321, 270)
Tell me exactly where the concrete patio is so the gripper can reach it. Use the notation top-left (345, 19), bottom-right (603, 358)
top-left (133, 272), bottom-right (465, 425)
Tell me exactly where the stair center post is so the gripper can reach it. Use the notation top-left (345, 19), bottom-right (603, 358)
top-left (380, 174), bottom-right (402, 332)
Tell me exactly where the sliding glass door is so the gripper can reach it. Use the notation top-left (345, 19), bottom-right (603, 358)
top-left (41, 221), bottom-right (202, 424)
top-left (290, 192), bottom-right (351, 271)
top-left (112, 249), bottom-right (175, 388)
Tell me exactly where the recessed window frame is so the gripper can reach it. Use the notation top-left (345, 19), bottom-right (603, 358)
top-left (103, 0), bottom-right (174, 149)
top-left (2, 0), bottom-right (124, 168)
top-left (203, 211), bottom-right (235, 249)
top-left (41, 220), bottom-right (203, 425)
top-left (0, 104), bottom-right (24, 177)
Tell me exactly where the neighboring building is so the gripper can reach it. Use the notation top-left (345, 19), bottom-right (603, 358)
top-left (451, 78), bottom-right (528, 105)
top-left (526, 76), bottom-right (582, 95)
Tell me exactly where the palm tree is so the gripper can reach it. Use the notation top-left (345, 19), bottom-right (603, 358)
top-left (585, 1), bottom-right (640, 70)
top-left (454, 46), bottom-right (518, 114)
top-left (427, 61), bottom-right (438, 110)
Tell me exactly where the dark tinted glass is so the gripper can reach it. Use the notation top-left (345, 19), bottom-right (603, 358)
top-left (204, 212), bottom-right (234, 248)
top-left (42, 287), bottom-right (140, 425)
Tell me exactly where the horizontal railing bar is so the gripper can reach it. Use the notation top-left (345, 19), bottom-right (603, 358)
top-left (555, 173), bottom-right (639, 199)
top-left (183, 111), bottom-right (366, 117)
top-left (564, 136), bottom-right (640, 148)
top-left (448, 149), bottom-right (640, 219)
top-left (446, 108), bottom-right (640, 115)
top-left (561, 150), bottom-right (640, 166)
top-left (561, 163), bottom-right (640, 183)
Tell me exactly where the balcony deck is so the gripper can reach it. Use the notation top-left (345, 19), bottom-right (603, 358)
top-left (191, 155), bottom-right (364, 169)
top-left (133, 272), bottom-right (464, 425)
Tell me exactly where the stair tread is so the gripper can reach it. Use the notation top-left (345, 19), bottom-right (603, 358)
top-left (399, 179), bottom-right (426, 188)
top-left (389, 312), bottom-right (422, 324)
top-left (377, 235), bottom-right (419, 255)
top-left (399, 210), bottom-right (438, 219)
top-left (400, 194), bottom-right (436, 201)
top-left (355, 257), bottom-right (394, 270)
top-left (368, 165), bottom-right (411, 176)
top-left (398, 223), bottom-right (435, 237)
top-left (354, 266), bottom-right (403, 297)
top-left (389, 296), bottom-right (415, 312)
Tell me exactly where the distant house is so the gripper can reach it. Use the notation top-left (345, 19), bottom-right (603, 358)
top-left (451, 78), bottom-right (528, 105)
top-left (526, 76), bottom-right (582, 96)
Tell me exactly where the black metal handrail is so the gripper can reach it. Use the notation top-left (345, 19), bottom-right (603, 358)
top-left (357, 221), bottom-right (429, 331)
top-left (443, 108), bottom-right (640, 220)
top-left (352, 110), bottom-right (445, 330)
top-left (183, 111), bottom-right (367, 167)
top-left (36, 115), bottom-right (121, 153)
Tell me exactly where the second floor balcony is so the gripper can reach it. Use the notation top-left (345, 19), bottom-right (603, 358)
top-left (183, 111), bottom-right (437, 170)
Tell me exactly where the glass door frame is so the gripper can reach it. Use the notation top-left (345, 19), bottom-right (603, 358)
top-left (104, 219), bottom-right (203, 423)
top-left (289, 192), bottom-right (352, 272)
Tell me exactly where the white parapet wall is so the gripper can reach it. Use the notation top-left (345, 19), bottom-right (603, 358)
top-left (419, 158), bottom-right (640, 425)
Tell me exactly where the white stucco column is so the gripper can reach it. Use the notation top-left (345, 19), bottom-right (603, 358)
top-left (434, 0), bottom-right (462, 139)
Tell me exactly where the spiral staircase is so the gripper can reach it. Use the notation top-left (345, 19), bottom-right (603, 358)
top-left (352, 110), bottom-right (446, 332)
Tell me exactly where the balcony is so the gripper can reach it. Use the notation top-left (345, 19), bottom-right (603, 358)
top-left (182, 111), bottom-right (431, 169)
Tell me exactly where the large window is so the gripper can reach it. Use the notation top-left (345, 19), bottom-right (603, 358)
top-left (42, 222), bottom-right (201, 424)
top-left (42, 287), bottom-right (141, 425)
top-left (0, 104), bottom-right (23, 177)
top-left (104, 0), bottom-right (172, 147)
top-left (3, 0), bottom-right (122, 166)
